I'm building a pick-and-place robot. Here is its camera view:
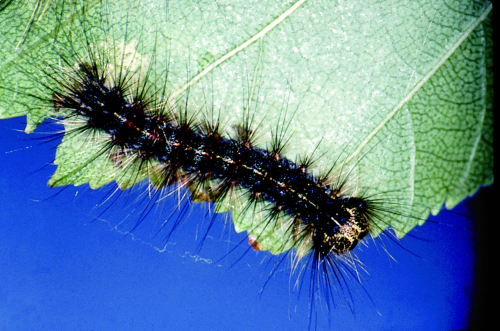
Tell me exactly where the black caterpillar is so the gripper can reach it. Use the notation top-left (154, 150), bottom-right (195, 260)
top-left (55, 59), bottom-right (377, 264)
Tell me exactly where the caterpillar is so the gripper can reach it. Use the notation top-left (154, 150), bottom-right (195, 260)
top-left (0, 0), bottom-right (492, 330)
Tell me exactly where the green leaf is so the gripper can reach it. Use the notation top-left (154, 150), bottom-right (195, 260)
top-left (0, 0), bottom-right (493, 253)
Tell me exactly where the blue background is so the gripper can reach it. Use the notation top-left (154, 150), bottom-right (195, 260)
top-left (0, 116), bottom-right (488, 330)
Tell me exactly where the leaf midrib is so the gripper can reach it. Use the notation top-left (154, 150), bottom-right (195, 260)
top-left (168, 0), bottom-right (308, 102)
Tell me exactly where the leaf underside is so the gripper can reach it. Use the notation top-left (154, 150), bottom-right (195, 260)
top-left (0, 0), bottom-right (493, 253)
